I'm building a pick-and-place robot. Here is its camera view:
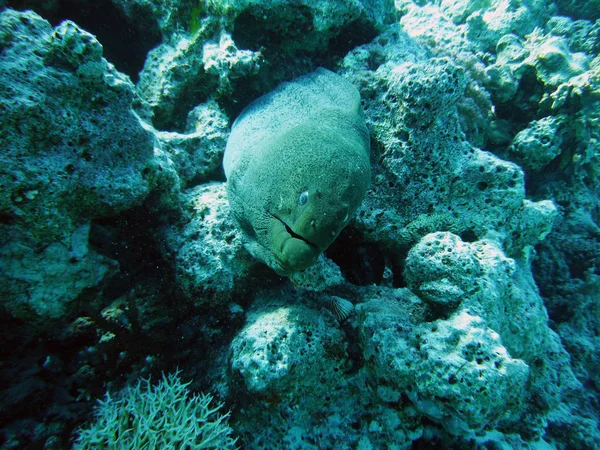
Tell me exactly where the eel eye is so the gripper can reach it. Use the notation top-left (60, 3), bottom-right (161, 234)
top-left (299, 191), bottom-right (309, 205)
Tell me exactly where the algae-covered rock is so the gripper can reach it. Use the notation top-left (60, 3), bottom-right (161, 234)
top-left (135, 30), bottom-right (262, 130)
top-left (160, 182), bottom-right (260, 306)
top-left (356, 289), bottom-right (531, 436)
top-left (407, 312), bottom-right (530, 435)
top-left (509, 116), bottom-right (564, 169)
top-left (151, 100), bottom-right (231, 188)
top-left (126, 0), bottom-right (393, 130)
top-left (230, 299), bottom-right (345, 394)
top-left (0, 10), bottom-right (154, 245)
top-left (405, 232), bottom-right (482, 311)
top-left (0, 9), bottom-right (154, 324)
top-left (229, 287), bottom-right (425, 449)
top-left (0, 224), bottom-right (118, 320)
top-left (528, 33), bottom-right (589, 88)
top-left (359, 228), bottom-right (580, 439)
top-left (229, 292), bottom-right (353, 447)
top-left (349, 56), bottom-right (537, 252)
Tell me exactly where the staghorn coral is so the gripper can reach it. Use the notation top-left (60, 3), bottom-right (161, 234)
top-left (73, 372), bottom-right (237, 449)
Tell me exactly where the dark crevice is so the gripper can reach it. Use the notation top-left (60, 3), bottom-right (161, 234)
top-left (232, 5), bottom-right (315, 53)
top-left (460, 229), bottom-right (478, 243)
top-left (391, 255), bottom-right (408, 288)
top-left (224, 8), bottom-right (380, 119)
top-left (328, 17), bottom-right (380, 62)
top-left (493, 67), bottom-right (543, 128)
top-left (0, 211), bottom-right (16, 225)
top-left (7, 0), bottom-right (161, 82)
top-left (90, 206), bottom-right (172, 281)
top-left (152, 74), bottom-right (216, 131)
top-left (325, 227), bottom-right (385, 286)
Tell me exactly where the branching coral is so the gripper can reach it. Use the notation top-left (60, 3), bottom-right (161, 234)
top-left (73, 372), bottom-right (237, 449)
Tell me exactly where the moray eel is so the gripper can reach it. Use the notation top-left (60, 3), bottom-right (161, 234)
top-left (223, 68), bottom-right (371, 275)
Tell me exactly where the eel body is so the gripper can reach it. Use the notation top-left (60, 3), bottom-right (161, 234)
top-left (224, 68), bottom-right (371, 275)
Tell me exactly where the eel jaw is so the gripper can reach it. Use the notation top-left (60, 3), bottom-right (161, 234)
top-left (269, 213), bottom-right (319, 249)
top-left (268, 212), bottom-right (321, 272)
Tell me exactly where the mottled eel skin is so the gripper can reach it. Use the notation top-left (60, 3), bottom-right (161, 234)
top-left (224, 68), bottom-right (371, 275)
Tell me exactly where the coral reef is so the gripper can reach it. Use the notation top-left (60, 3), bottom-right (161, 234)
top-left (0, 9), bottom-right (153, 326)
top-left (160, 182), bottom-right (259, 306)
top-left (1, 0), bottom-right (599, 448)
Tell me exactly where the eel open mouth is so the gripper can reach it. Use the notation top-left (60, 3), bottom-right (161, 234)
top-left (269, 213), bottom-right (318, 249)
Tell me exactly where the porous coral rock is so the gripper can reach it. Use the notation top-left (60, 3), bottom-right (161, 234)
top-left (0, 224), bottom-right (118, 321)
top-left (464, 0), bottom-right (556, 53)
top-left (289, 255), bottom-right (347, 291)
top-left (0, 9), bottom-right (154, 244)
top-left (229, 292), bottom-right (352, 446)
top-left (350, 55), bottom-right (545, 252)
top-left (484, 34), bottom-right (529, 102)
top-left (404, 232), bottom-right (482, 310)
top-left (408, 312), bottom-right (530, 435)
top-left (357, 288), bottom-right (427, 388)
top-left (230, 299), bottom-right (344, 394)
top-left (0, 9), bottom-right (153, 324)
top-left (160, 182), bottom-right (259, 306)
top-left (360, 228), bottom-right (581, 439)
top-left (230, 287), bottom-right (425, 449)
top-left (546, 16), bottom-right (600, 56)
top-left (508, 116), bottom-right (564, 169)
top-left (404, 232), bottom-right (568, 367)
top-left (527, 32), bottom-right (589, 88)
top-left (357, 290), bottom-right (529, 436)
top-left (127, 0), bottom-right (393, 130)
top-left (147, 100), bottom-right (230, 189)
top-left (135, 32), bottom-right (223, 130)
top-left (202, 32), bottom-right (262, 96)
top-left (387, 58), bottom-right (467, 127)
top-left (505, 199), bottom-right (558, 256)
top-left (485, 30), bottom-right (589, 106)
